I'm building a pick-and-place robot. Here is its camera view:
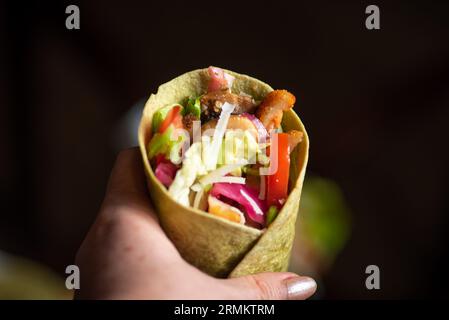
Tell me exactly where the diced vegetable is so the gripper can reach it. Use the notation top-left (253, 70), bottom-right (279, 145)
top-left (266, 133), bottom-right (290, 208)
top-left (210, 183), bottom-right (267, 225)
top-left (154, 154), bottom-right (166, 166)
top-left (241, 113), bottom-right (268, 142)
top-left (168, 132), bottom-right (189, 165)
top-left (158, 105), bottom-right (183, 133)
top-left (154, 159), bottom-right (178, 187)
top-left (207, 66), bottom-right (234, 92)
top-left (266, 206), bottom-right (279, 225)
top-left (185, 97), bottom-right (201, 118)
top-left (207, 195), bottom-right (245, 224)
top-left (147, 126), bottom-right (185, 161)
top-left (152, 104), bottom-right (182, 133)
top-left (148, 128), bottom-right (172, 159)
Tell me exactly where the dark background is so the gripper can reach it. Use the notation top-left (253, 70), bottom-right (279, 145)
top-left (1, 0), bottom-right (448, 299)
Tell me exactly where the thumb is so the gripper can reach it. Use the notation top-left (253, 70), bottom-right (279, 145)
top-left (224, 272), bottom-right (317, 300)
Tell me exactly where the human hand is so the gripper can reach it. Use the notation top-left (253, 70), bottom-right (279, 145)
top-left (75, 148), bottom-right (317, 299)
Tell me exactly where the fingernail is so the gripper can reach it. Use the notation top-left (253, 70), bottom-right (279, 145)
top-left (285, 276), bottom-right (317, 300)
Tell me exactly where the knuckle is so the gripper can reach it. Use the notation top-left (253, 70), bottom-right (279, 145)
top-left (116, 147), bottom-right (137, 162)
top-left (247, 275), bottom-right (277, 300)
top-left (95, 210), bottom-right (134, 240)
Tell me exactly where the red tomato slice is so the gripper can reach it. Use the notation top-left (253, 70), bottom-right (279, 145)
top-left (172, 112), bottom-right (183, 129)
top-left (267, 133), bottom-right (290, 208)
top-left (159, 105), bottom-right (183, 133)
top-left (154, 154), bottom-right (166, 166)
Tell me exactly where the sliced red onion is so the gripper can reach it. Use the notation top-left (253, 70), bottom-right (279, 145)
top-left (241, 113), bottom-right (268, 142)
top-left (155, 160), bottom-right (178, 188)
top-left (224, 73), bottom-right (235, 88)
top-left (207, 66), bottom-right (227, 92)
top-left (207, 66), bottom-right (234, 92)
top-left (210, 183), bottom-right (267, 225)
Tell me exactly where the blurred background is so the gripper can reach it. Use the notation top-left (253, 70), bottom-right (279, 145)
top-left (1, 0), bottom-right (448, 299)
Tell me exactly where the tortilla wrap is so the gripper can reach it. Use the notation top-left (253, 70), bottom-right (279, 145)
top-left (138, 68), bottom-right (309, 278)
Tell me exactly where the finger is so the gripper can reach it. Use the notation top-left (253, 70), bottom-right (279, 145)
top-left (223, 272), bottom-right (316, 300)
top-left (100, 147), bottom-right (159, 222)
top-left (106, 147), bottom-right (147, 199)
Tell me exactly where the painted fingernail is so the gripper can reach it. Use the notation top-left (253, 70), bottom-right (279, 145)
top-left (285, 276), bottom-right (317, 300)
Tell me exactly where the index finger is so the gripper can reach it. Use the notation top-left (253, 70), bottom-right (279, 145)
top-left (103, 147), bottom-right (150, 209)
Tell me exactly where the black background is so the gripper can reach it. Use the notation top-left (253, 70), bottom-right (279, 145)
top-left (1, 0), bottom-right (449, 299)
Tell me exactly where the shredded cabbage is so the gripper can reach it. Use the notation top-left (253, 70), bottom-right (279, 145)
top-left (168, 142), bottom-right (206, 206)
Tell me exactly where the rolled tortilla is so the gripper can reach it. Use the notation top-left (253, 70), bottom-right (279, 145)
top-left (138, 68), bottom-right (309, 278)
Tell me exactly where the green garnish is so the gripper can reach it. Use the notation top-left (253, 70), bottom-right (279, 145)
top-left (148, 128), bottom-right (173, 159)
top-left (185, 96), bottom-right (201, 118)
top-left (147, 126), bottom-right (185, 162)
top-left (152, 104), bottom-right (183, 133)
top-left (266, 206), bottom-right (279, 225)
